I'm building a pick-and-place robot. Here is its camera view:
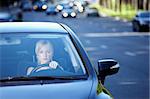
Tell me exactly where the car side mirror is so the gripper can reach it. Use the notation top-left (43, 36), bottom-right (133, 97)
top-left (97, 59), bottom-right (120, 84)
top-left (135, 15), bottom-right (139, 17)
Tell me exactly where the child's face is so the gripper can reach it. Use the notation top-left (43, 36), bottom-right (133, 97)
top-left (37, 45), bottom-right (53, 64)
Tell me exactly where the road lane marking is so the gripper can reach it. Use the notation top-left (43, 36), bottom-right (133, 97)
top-left (119, 81), bottom-right (137, 85)
top-left (80, 32), bottom-right (150, 37)
top-left (136, 51), bottom-right (147, 55)
top-left (125, 51), bottom-right (148, 56)
top-left (125, 51), bottom-right (136, 56)
top-left (100, 45), bottom-right (108, 49)
top-left (85, 47), bottom-right (97, 51)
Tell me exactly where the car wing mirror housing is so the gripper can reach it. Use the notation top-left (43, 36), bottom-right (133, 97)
top-left (97, 59), bottom-right (120, 84)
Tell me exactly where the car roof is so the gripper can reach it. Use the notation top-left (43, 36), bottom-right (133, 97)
top-left (0, 22), bottom-right (68, 33)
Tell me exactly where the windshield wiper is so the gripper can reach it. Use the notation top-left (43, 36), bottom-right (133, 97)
top-left (0, 76), bottom-right (87, 82)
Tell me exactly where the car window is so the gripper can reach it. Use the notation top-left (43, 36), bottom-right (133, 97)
top-left (139, 12), bottom-right (150, 18)
top-left (0, 33), bottom-right (86, 79)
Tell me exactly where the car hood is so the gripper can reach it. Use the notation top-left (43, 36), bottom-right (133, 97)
top-left (0, 80), bottom-right (93, 99)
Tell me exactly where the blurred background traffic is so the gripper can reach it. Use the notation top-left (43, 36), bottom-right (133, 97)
top-left (0, 0), bottom-right (149, 32)
top-left (0, 0), bottom-right (149, 99)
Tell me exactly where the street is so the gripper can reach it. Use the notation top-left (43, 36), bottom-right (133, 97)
top-left (23, 11), bottom-right (149, 99)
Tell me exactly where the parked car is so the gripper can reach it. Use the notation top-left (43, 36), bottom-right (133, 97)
top-left (0, 22), bottom-right (120, 99)
top-left (46, 5), bottom-right (58, 15)
top-left (0, 11), bottom-right (22, 22)
top-left (0, 12), bottom-right (14, 22)
top-left (62, 8), bottom-right (77, 18)
top-left (132, 11), bottom-right (150, 32)
top-left (86, 8), bottom-right (100, 17)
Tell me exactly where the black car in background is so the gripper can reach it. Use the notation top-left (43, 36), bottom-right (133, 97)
top-left (132, 11), bottom-right (150, 32)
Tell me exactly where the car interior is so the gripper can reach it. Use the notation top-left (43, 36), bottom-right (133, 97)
top-left (0, 37), bottom-right (77, 78)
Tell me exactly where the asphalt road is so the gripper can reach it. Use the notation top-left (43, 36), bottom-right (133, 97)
top-left (23, 11), bottom-right (149, 99)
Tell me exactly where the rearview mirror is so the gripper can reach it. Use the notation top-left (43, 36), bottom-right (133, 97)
top-left (97, 59), bottom-right (120, 84)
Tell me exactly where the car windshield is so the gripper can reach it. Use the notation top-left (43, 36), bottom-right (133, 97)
top-left (139, 12), bottom-right (150, 18)
top-left (0, 33), bottom-right (86, 80)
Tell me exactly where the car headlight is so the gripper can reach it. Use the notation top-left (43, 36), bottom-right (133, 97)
top-left (42, 5), bottom-right (47, 10)
top-left (71, 12), bottom-right (76, 17)
top-left (57, 5), bottom-right (63, 11)
top-left (33, 5), bottom-right (38, 10)
top-left (63, 13), bottom-right (68, 17)
top-left (69, 2), bottom-right (73, 7)
top-left (78, 6), bottom-right (84, 13)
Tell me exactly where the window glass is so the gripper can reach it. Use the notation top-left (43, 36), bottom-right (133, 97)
top-left (139, 12), bottom-right (150, 18)
top-left (0, 33), bottom-right (86, 79)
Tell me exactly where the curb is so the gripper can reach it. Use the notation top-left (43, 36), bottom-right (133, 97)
top-left (98, 11), bottom-right (129, 22)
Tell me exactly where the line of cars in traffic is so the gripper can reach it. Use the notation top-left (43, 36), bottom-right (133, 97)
top-left (45, 2), bottom-right (78, 18)
top-left (0, 0), bottom-right (149, 32)
top-left (19, 0), bottom-right (150, 32)
top-left (20, 0), bottom-right (100, 18)
top-left (32, 0), bottom-right (86, 18)
top-left (0, 0), bottom-right (101, 22)
top-left (20, 0), bottom-right (85, 18)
